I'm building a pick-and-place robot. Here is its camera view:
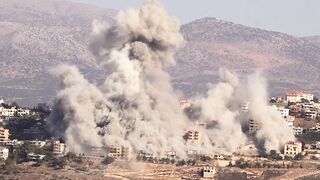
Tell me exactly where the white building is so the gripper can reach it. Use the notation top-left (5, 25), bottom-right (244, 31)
top-left (202, 166), bottom-right (216, 178)
top-left (284, 141), bottom-right (302, 156)
top-left (272, 105), bottom-right (290, 119)
top-left (286, 90), bottom-right (314, 103)
top-left (17, 108), bottom-right (30, 116)
top-left (30, 140), bottom-right (46, 148)
top-left (0, 147), bottom-right (9, 160)
top-left (53, 140), bottom-right (66, 156)
top-left (179, 99), bottom-right (192, 109)
top-left (293, 126), bottom-right (303, 135)
top-left (107, 146), bottom-right (131, 160)
top-left (27, 153), bottom-right (45, 161)
top-left (0, 106), bottom-right (17, 117)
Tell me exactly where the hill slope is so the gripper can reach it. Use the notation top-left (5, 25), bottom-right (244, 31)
top-left (0, 1), bottom-right (319, 105)
top-left (172, 18), bottom-right (320, 96)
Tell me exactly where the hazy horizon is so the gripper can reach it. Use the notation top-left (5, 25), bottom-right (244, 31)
top-left (71, 0), bottom-right (320, 37)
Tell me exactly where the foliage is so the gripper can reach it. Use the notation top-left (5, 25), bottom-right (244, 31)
top-left (269, 150), bottom-right (283, 160)
top-left (294, 153), bottom-right (303, 160)
top-left (176, 160), bottom-right (186, 166)
top-left (49, 157), bottom-right (66, 169)
top-left (0, 158), bottom-right (19, 174)
top-left (102, 157), bottom-right (115, 165)
top-left (284, 155), bottom-right (293, 160)
top-left (311, 155), bottom-right (319, 160)
top-left (234, 158), bottom-right (250, 169)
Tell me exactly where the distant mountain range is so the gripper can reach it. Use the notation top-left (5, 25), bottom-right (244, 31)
top-left (0, 0), bottom-right (319, 106)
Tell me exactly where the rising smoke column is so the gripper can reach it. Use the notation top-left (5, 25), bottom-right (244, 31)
top-left (49, 65), bottom-right (108, 153)
top-left (49, 0), bottom-right (294, 156)
top-left (196, 69), bottom-right (248, 153)
top-left (246, 72), bottom-right (295, 152)
top-left (50, 0), bottom-right (192, 156)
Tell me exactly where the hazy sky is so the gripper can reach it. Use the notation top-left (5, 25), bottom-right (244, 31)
top-left (71, 0), bottom-right (319, 37)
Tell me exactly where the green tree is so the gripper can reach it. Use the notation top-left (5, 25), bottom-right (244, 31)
top-left (294, 153), bottom-right (303, 160)
top-left (102, 157), bottom-right (115, 165)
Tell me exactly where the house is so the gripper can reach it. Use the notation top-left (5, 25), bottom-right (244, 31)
top-left (30, 140), bottom-right (47, 148)
top-left (202, 166), bottom-right (216, 178)
top-left (293, 126), bottom-right (303, 135)
top-left (0, 126), bottom-right (10, 144)
top-left (286, 90), bottom-right (314, 103)
top-left (17, 108), bottom-right (30, 116)
top-left (164, 151), bottom-right (176, 158)
top-left (107, 146), bottom-right (131, 160)
top-left (0, 106), bottom-right (17, 117)
top-left (0, 147), bottom-right (9, 160)
top-left (27, 153), bottom-right (45, 161)
top-left (53, 140), bottom-right (66, 156)
top-left (284, 141), bottom-right (302, 156)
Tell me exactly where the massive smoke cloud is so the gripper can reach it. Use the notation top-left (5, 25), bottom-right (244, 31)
top-left (49, 0), bottom-right (294, 157)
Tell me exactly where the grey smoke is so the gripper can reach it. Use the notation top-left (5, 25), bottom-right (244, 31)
top-left (49, 0), bottom-right (294, 156)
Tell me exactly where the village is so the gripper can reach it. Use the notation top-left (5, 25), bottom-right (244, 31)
top-left (0, 90), bottom-right (320, 179)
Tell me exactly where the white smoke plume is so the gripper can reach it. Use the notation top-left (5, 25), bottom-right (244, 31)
top-left (49, 0), bottom-right (294, 157)
top-left (246, 72), bottom-right (295, 152)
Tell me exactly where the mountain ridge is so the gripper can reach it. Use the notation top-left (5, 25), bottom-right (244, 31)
top-left (0, 0), bottom-right (319, 106)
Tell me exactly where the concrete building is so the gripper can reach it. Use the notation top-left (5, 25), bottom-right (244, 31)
top-left (249, 119), bottom-right (260, 134)
top-left (185, 130), bottom-right (201, 144)
top-left (107, 146), bottom-right (131, 160)
top-left (293, 126), bottom-right (303, 135)
top-left (17, 108), bottom-right (30, 116)
top-left (30, 140), bottom-right (46, 148)
top-left (0, 147), bottom-right (9, 160)
top-left (284, 141), bottom-right (302, 156)
top-left (202, 166), bottom-right (216, 178)
top-left (53, 140), bottom-right (66, 156)
top-left (240, 102), bottom-right (249, 112)
top-left (27, 153), bottom-right (45, 161)
top-left (286, 90), bottom-right (314, 103)
top-left (0, 106), bottom-right (17, 117)
top-left (0, 126), bottom-right (9, 144)
top-left (179, 99), bottom-right (192, 109)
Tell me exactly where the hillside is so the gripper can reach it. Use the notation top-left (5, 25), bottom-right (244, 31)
top-left (172, 18), bottom-right (320, 96)
top-left (0, 0), bottom-right (116, 105)
top-left (0, 1), bottom-right (319, 105)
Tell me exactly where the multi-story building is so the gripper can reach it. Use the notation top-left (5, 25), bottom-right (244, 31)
top-left (202, 166), bottom-right (216, 178)
top-left (185, 130), bottom-right (201, 144)
top-left (272, 105), bottom-right (290, 119)
top-left (179, 99), bottom-right (192, 109)
top-left (240, 102), bottom-right (249, 112)
top-left (0, 126), bottom-right (9, 144)
top-left (293, 126), bottom-right (303, 135)
top-left (107, 146), bottom-right (131, 160)
top-left (0, 106), bottom-right (17, 117)
top-left (0, 147), bottom-right (9, 160)
top-left (284, 141), bottom-right (302, 156)
top-left (249, 119), bottom-right (260, 134)
top-left (286, 90), bottom-right (314, 103)
top-left (53, 140), bottom-right (66, 156)
top-left (17, 108), bottom-right (30, 116)
top-left (30, 140), bottom-right (47, 148)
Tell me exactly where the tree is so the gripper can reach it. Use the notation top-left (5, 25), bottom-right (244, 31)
top-left (10, 101), bottom-right (19, 108)
top-left (311, 155), bottom-right (319, 160)
top-left (102, 157), bottom-right (115, 165)
top-left (301, 98), bottom-right (310, 103)
top-left (269, 150), bottom-right (282, 160)
top-left (294, 153), bottom-right (303, 160)
top-left (269, 99), bottom-right (277, 103)
top-left (313, 97), bottom-right (319, 103)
